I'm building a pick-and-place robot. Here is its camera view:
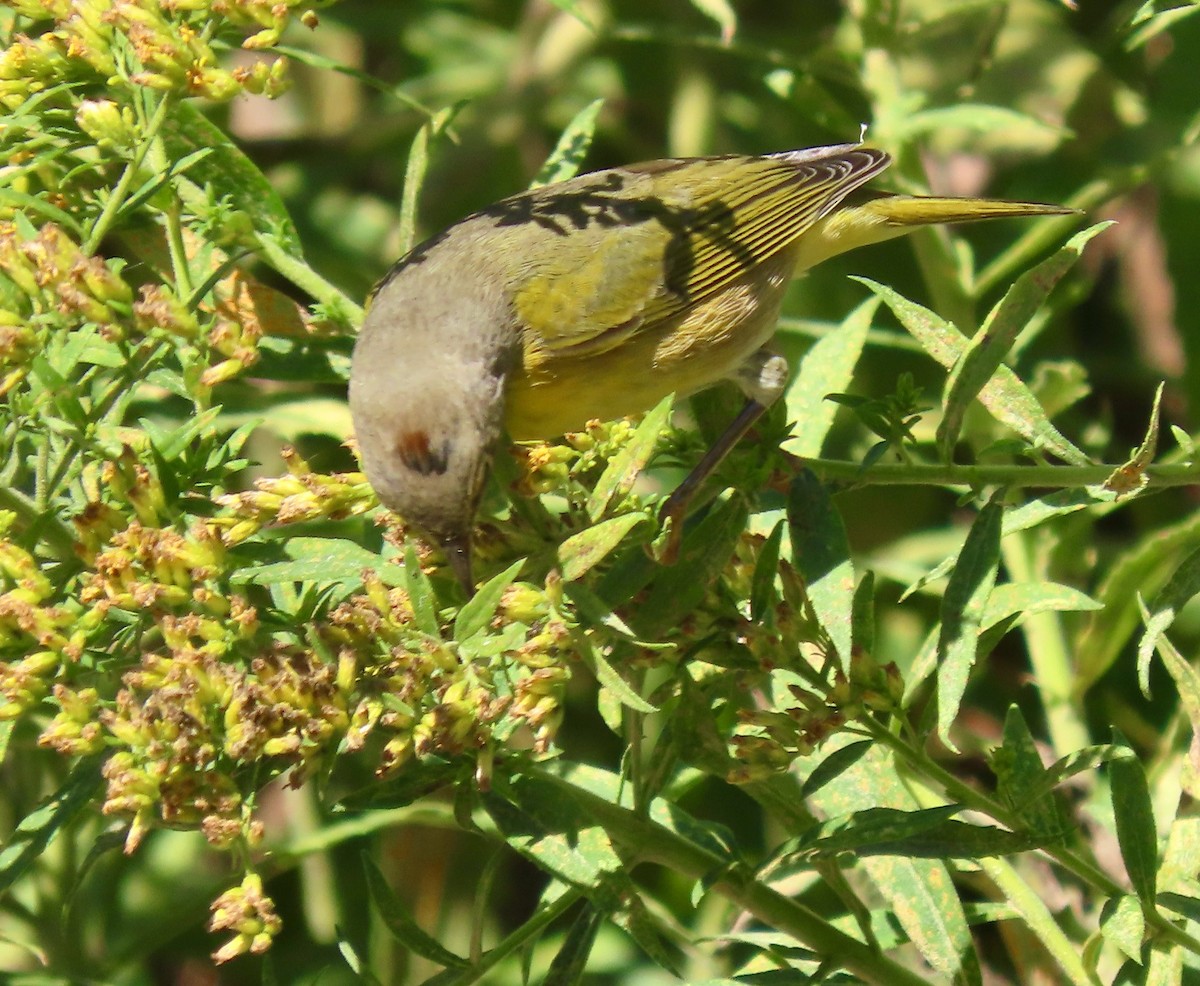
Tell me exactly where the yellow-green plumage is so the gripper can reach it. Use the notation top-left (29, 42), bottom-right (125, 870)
top-left (349, 143), bottom-right (1072, 591)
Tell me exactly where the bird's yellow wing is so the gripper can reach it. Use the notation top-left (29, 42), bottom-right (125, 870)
top-left (507, 145), bottom-right (891, 364)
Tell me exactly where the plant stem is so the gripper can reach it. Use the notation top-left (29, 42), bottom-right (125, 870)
top-left (256, 236), bottom-right (364, 325)
top-left (535, 769), bottom-right (937, 986)
top-left (792, 456), bottom-right (1199, 490)
top-left (83, 93), bottom-right (174, 255)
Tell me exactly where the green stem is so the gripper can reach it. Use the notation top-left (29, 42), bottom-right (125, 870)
top-left (83, 93), bottom-right (174, 255)
top-left (533, 769), bottom-right (936, 986)
top-left (867, 722), bottom-right (1200, 955)
top-left (0, 485), bottom-right (77, 561)
top-left (793, 457), bottom-right (1200, 490)
top-left (1001, 530), bottom-right (1090, 755)
top-left (978, 857), bottom-right (1098, 986)
top-left (256, 235), bottom-right (364, 325)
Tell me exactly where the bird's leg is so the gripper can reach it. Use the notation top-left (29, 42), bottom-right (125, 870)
top-left (657, 348), bottom-right (790, 564)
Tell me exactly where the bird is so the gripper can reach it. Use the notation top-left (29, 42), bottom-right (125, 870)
top-left (349, 142), bottom-right (1072, 594)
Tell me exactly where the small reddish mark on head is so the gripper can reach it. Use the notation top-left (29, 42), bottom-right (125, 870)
top-left (395, 429), bottom-right (450, 475)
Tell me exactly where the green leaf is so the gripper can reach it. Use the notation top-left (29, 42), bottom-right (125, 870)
top-left (1153, 630), bottom-right (1200, 754)
top-left (936, 495), bottom-right (1003, 749)
top-left (398, 103), bottom-right (465, 256)
top-left (405, 543), bottom-right (441, 639)
top-left (787, 471), bottom-right (854, 670)
top-left (785, 296), bottom-right (877, 458)
top-left (362, 853), bottom-right (468, 967)
top-left (688, 0), bottom-right (738, 40)
top-left (981, 581), bottom-right (1103, 628)
top-left (1076, 510), bottom-right (1200, 692)
top-left (896, 104), bottom-right (1069, 143)
top-left (233, 537), bottom-right (405, 588)
top-left (335, 932), bottom-right (385, 986)
top-left (485, 777), bottom-right (624, 889)
top-left (543, 904), bottom-right (604, 986)
top-left (587, 394), bottom-right (672, 521)
top-left (901, 488), bottom-right (1101, 603)
top-left (532, 99), bottom-right (605, 188)
top-left (992, 706), bottom-right (1071, 841)
top-left (1124, 1), bottom-right (1200, 49)
top-left (1137, 542), bottom-right (1200, 695)
top-left (787, 805), bottom-right (959, 856)
top-left (1105, 381), bottom-right (1165, 499)
top-left (1100, 894), bottom-right (1145, 964)
top-left (938, 224), bottom-right (1109, 460)
top-left (633, 493), bottom-right (747, 638)
top-left (575, 631), bottom-right (658, 713)
top-left (454, 559), bottom-right (524, 642)
top-left (1109, 729), bottom-right (1158, 906)
top-left (857, 278), bottom-right (1090, 465)
top-left (852, 570), bottom-right (876, 659)
top-left (161, 102), bottom-right (303, 255)
top-left (1022, 744), bottom-right (1131, 804)
top-left (559, 513), bottom-right (648, 581)
top-left (749, 519), bottom-right (785, 622)
top-left (0, 757), bottom-right (104, 894)
top-left (804, 739), bottom-right (982, 983)
top-left (798, 740), bottom-right (874, 800)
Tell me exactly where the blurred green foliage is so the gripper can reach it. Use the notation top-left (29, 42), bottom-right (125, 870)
top-left (2, 1), bottom-right (1200, 984)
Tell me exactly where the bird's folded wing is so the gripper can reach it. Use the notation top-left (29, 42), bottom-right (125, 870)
top-left (513, 147), bottom-right (890, 363)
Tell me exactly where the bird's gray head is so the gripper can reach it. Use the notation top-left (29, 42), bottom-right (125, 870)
top-left (349, 239), bottom-right (517, 590)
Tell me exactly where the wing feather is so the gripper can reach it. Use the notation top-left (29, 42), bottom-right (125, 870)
top-left (511, 145), bottom-right (891, 362)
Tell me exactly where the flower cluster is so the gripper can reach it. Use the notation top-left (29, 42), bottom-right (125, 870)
top-left (512, 418), bottom-right (641, 499)
top-left (325, 575), bottom-right (573, 779)
top-left (0, 512), bottom-right (86, 718)
top-left (0, 0), bottom-right (313, 108)
top-left (208, 872), bottom-right (283, 964)
top-left (213, 446), bottom-right (376, 544)
top-left (0, 222), bottom-right (133, 391)
top-left (725, 649), bottom-right (904, 785)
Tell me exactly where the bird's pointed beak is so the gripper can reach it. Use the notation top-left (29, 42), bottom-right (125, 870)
top-left (442, 534), bottom-right (475, 598)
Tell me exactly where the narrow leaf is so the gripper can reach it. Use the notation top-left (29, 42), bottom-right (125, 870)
top-left (788, 471), bottom-right (854, 671)
top-left (404, 543), bottom-right (441, 638)
top-left (1099, 894), bottom-right (1145, 964)
top-left (937, 495), bottom-right (1004, 749)
top-left (587, 395), bottom-right (672, 521)
top-left (798, 740), bottom-right (874, 800)
top-left (688, 0), bottom-right (737, 41)
top-left (1136, 541), bottom-right (1200, 695)
top-left (398, 103), bottom-right (463, 255)
top-left (362, 854), bottom-right (468, 967)
top-left (543, 904), bottom-right (603, 986)
top-left (749, 519), bottom-right (785, 622)
top-left (938, 224), bottom-right (1109, 460)
top-left (0, 757), bottom-right (103, 893)
top-left (857, 279), bottom-right (1089, 465)
top-left (1109, 729), bottom-right (1158, 906)
top-left (575, 632), bottom-right (658, 713)
top-left (454, 559), bottom-right (524, 642)
top-left (785, 296), bottom-right (877, 457)
top-left (992, 706), bottom-right (1071, 841)
top-left (532, 99), bottom-right (604, 188)
top-left (559, 513), bottom-right (647, 581)
top-left (162, 102), bottom-right (303, 255)
top-left (1105, 381), bottom-right (1164, 498)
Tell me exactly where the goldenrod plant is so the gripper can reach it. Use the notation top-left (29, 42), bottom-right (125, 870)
top-left (1, 2), bottom-right (1199, 983)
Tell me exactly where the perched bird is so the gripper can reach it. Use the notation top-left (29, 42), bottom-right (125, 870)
top-left (349, 142), bottom-right (1071, 593)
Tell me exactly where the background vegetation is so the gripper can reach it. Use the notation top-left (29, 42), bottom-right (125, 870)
top-left (2, 0), bottom-right (1200, 983)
